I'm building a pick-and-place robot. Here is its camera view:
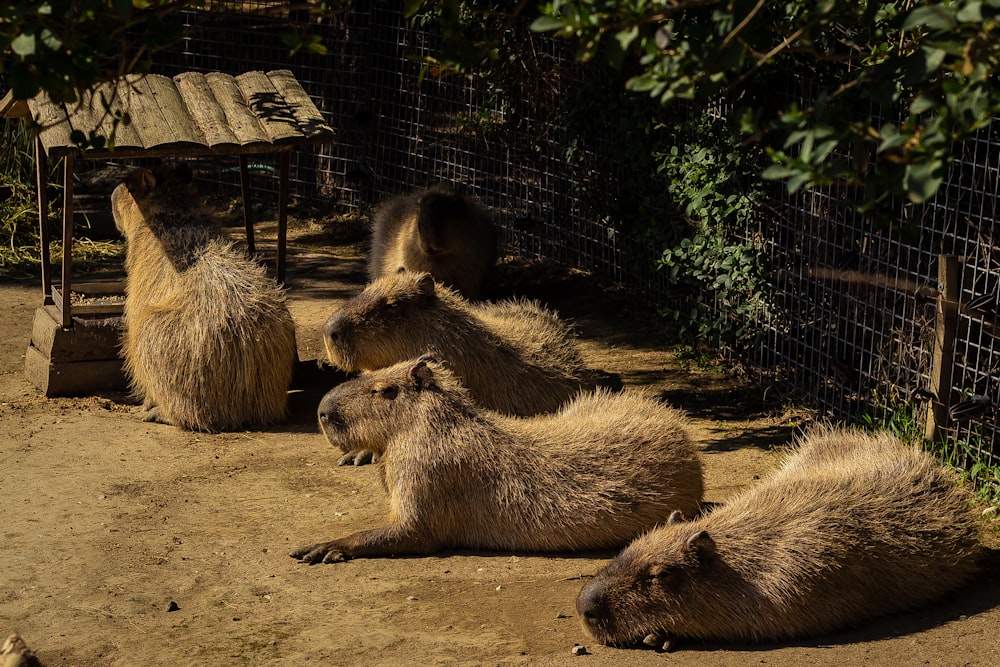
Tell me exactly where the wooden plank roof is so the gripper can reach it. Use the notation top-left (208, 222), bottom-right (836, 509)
top-left (0, 69), bottom-right (334, 159)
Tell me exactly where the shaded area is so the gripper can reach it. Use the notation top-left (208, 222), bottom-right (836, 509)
top-left (665, 553), bottom-right (1000, 654)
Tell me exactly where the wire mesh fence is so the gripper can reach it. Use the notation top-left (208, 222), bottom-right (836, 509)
top-left (125, 4), bottom-right (1000, 466)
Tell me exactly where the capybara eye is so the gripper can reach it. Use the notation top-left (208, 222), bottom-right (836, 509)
top-left (377, 386), bottom-right (399, 400)
top-left (647, 567), bottom-right (675, 582)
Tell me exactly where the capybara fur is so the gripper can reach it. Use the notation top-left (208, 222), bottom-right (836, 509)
top-left (576, 425), bottom-right (984, 648)
top-left (291, 357), bottom-right (703, 563)
top-left (112, 163), bottom-right (296, 432)
top-left (324, 271), bottom-right (593, 420)
top-left (367, 184), bottom-right (497, 299)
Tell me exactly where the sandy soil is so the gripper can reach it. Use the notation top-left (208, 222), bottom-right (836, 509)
top-left (1, 221), bottom-right (998, 666)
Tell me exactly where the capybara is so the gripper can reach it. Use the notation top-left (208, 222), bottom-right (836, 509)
top-left (291, 357), bottom-right (702, 563)
top-left (112, 163), bottom-right (297, 432)
top-left (323, 271), bottom-right (594, 443)
top-left (367, 184), bottom-right (497, 299)
top-left (576, 425), bottom-right (983, 649)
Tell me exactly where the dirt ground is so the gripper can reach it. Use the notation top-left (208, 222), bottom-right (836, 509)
top-left (1, 219), bottom-right (998, 666)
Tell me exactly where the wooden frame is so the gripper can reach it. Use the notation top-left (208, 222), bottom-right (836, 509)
top-left (3, 69), bottom-right (334, 328)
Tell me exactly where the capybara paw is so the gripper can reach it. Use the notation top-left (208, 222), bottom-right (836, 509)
top-left (290, 542), bottom-right (349, 564)
top-left (338, 449), bottom-right (379, 466)
top-left (642, 632), bottom-right (678, 652)
top-left (138, 406), bottom-right (171, 425)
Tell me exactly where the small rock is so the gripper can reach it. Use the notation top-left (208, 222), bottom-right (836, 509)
top-left (165, 600), bottom-right (179, 612)
top-left (571, 644), bottom-right (588, 656)
top-left (407, 595), bottom-right (418, 601)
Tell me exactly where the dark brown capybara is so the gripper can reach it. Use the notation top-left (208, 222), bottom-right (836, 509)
top-left (323, 271), bottom-right (596, 463)
top-left (576, 425), bottom-right (984, 650)
top-left (291, 357), bottom-right (702, 563)
top-left (368, 184), bottom-right (497, 299)
top-left (112, 163), bottom-right (297, 432)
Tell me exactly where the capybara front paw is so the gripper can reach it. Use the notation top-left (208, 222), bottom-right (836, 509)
top-left (338, 449), bottom-right (380, 466)
top-left (138, 406), bottom-right (171, 425)
top-left (290, 541), bottom-right (349, 564)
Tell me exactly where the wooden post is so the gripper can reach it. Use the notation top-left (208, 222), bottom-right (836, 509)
top-left (60, 153), bottom-right (74, 328)
top-left (277, 151), bottom-right (290, 284)
top-left (35, 137), bottom-right (53, 306)
top-left (239, 154), bottom-right (255, 256)
top-left (924, 255), bottom-right (960, 443)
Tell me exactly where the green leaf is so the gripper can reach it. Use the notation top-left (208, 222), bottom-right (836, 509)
top-left (956, 2), bottom-right (983, 22)
top-left (530, 16), bottom-right (566, 33)
top-left (904, 159), bottom-right (944, 203)
top-left (902, 6), bottom-right (957, 31)
top-left (910, 94), bottom-right (936, 115)
top-left (39, 28), bottom-right (62, 51)
top-left (403, 0), bottom-right (426, 19)
top-left (11, 32), bottom-right (36, 56)
top-left (761, 164), bottom-right (799, 180)
top-left (615, 26), bottom-right (640, 53)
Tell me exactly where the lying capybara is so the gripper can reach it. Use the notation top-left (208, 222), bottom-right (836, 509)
top-left (324, 270), bottom-right (593, 426)
top-left (291, 357), bottom-right (702, 563)
top-left (576, 425), bottom-right (984, 649)
top-left (368, 184), bottom-right (498, 299)
top-left (112, 163), bottom-right (297, 432)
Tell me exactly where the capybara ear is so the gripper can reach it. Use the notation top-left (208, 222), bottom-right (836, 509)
top-left (124, 168), bottom-right (157, 198)
top-left (415, 272), bottom-right (435, 296)
top-left (409, 358), bottom-right (435, 390)
top-left (685, 530), bottom-right (716, 559)
top-left (667, 510), bottom-right (686, 525)
top-left (173, 161), bottom-right (194, 184)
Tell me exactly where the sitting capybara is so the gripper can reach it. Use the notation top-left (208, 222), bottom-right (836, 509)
top-left (323, 271), bottom-right (595, 457)
top-left (576, 425), bottom-right (983, 649)
top-left (368, 184), bottom-right (497, 299)
top-left (291, 357), bottom-right (702, 563)
top-left (112, 163), bottom-right (297, 432)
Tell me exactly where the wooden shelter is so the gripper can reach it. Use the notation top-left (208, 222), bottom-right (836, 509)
top-left (1, 69), bottom-right (334, 395)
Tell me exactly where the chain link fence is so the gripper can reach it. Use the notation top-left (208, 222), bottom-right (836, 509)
top-left (143, 4), bottom-right (998, 467)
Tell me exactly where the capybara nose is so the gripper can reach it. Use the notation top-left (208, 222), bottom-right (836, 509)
top-left (317, 391), bottom-right (345, 431)
top-left (576, 579), bottom-right (607, 627)
top-left (323, 312), bottom-right (346, 342)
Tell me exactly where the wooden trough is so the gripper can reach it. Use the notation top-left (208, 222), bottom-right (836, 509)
top-left (1, 70), bottom-right (335, 396)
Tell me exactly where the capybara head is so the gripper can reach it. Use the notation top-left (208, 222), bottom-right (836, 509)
top-left (323, 271), bottom-right (443, 371)
top-left (111, 163), bottom-right (196, 236)
top-left (576, 512), bottom-right (712, 647)
top-left (317, 356), bottom-right (468, 456)
top-left (416, 186), bottom-right (471, 255)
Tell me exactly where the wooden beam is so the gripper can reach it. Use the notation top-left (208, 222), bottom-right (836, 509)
top-left (924, 255), bottom-right (960, 444)
top-left (36, 136), bottom-right (53, 306)
top-left (239, 155), bottom-right (255, 256)
top-left (277, 151), bottom-right (289, 284)
top-left (60, 153), bottom-right (74, 328)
